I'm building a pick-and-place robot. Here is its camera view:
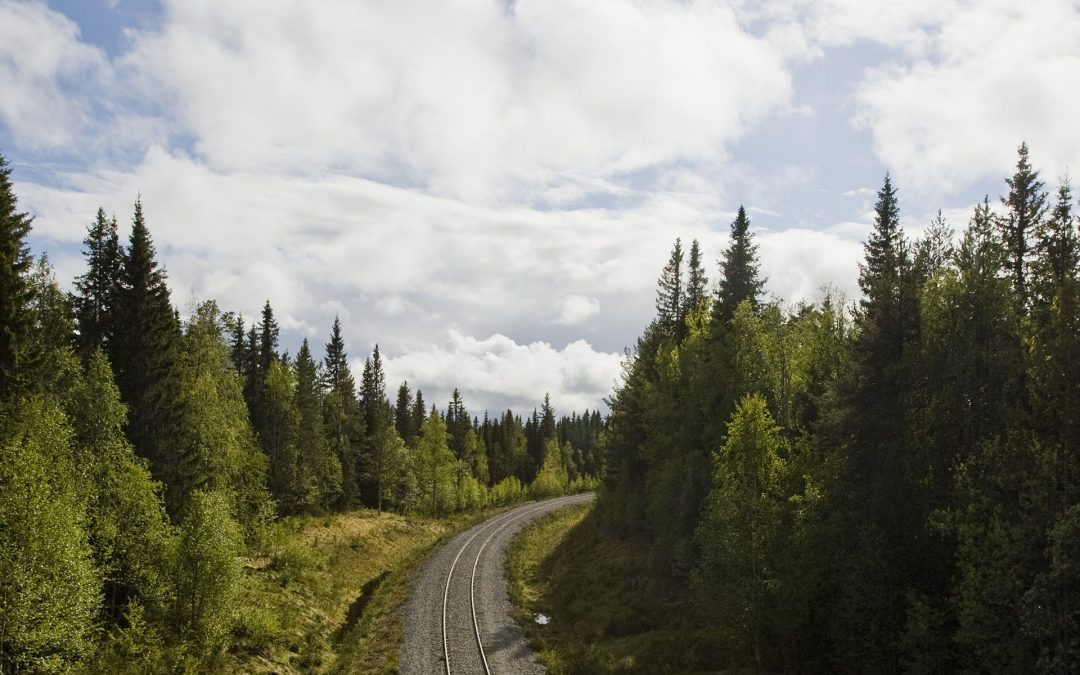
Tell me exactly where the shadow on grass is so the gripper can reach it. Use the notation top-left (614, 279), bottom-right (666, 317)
top-left (334, 571), bottom-right (389, 645)
top-left (516, 507), bottom-right (731, 675)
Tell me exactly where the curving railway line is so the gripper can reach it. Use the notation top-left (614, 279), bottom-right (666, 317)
top-left (401, 494), bottom-right (594, 675)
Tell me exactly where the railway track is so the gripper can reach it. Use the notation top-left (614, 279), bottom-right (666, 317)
top-left (402, 494), bottom-right (594, 675)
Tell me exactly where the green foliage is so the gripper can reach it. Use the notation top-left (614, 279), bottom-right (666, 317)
top-left (596, 148), bottom-right (1078, 673)
top-left (530, 438), bottom-right (570, 499)
top-left (380, 427), bottom-right (410, 511)
top-left (176, 301), bottom-right (271, 527)
top-left (490, 476), bottom-right (527, 505)
top-left (268, 537), bottom-right (317, 587)
top-left (0, 169), bottom-right (603, 671)
top-left (409, 411), bottom-right (457, 516)
top-left (73, 207), bottom-right (122, 359)
top-left (693, 394), bottom-right (786, 668)
top-left (714, 205), bottom-right (765, 325)
top-left (0, 397), bottom-right (100, 672)
top-left (998, 142), bottom-right (1047, 306)
top-left (262, 357), bottom-right (304, 511)
top-left (65, 349), bottom-right (174, 621)
top-left (0, 153), bottom-right (36, 397)
top-left (93, 600), bottom-right (169, 673)
top-left (171, 489), bottom-right (243, 657)
top-left (655, 238), bottom-right (684, 335)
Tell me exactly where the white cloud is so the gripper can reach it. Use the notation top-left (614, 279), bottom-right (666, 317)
top-left (734, 1), bottom-right (1080, 197)
top-left (555, 295), bottom-right (600, 326)
top-left (82, 0), bottom-right (791, 204)
top-left (17, 148), bottom-right (712, 352)
top-left (381, 330), bottom-right (623, 415)
top-left (0, 1), bottom-right (106, 149)
top-left (758, 228), bottom-right (863, 304)
top-left (19, 0), bottom-right (1061, 413)
top-left (736, 0), bottom-right (959, 60)
top-left (853, 0), bottom-right (1080, 194)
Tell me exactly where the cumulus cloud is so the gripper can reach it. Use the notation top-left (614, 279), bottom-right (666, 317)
top-left (23, 0), bottom-right (792, 204)
top-left (853, 0), bottom-right (1080, 194)
top-left (0, 1), bottom-right (106, 149)
top-left (555, 295), bottom-right (600, 326)
top-left (17, 148), bottom-right (711, 353)
top-left (380, 331), bottom-right (623, 415)
top-left (757, 228), bottom-right (863, 303)
top-left (13, 0), bottom-right (1061, 412)
top-left (740, 0), bottom-right (1080, 196)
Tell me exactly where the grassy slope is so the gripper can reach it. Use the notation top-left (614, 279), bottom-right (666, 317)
top-left (225, 508), bottom-right (479, 674)
top-left (507, 504), bottom-right (728, 675)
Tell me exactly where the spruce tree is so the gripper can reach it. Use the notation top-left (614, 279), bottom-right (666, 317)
top-left (411, 388), bottom-right (426, 443)
top-left (0, 153), bottom-right (36, 398)
top-left (1031, 178), bottom-right (1079, 308)
top-left (321, 315), bottom-right (349, 392)
top-left (296, 338), bottom-right (340, 510)
top-left (685, 238), bottom-right (709, 316)
top-left (395, 380), bottom-right (416, 446)
top-left (540, 393), bottom-right (557, 441)
top-left (321, 318), bottom-right (362, 508)
top-left (999, 142), bottom-right (1047, 308)
top-left (1029, 178), bottom-right (1080, 449)
top-left (828, 173), bottom-right (921, 668)
top-left (446, 388), bottom-right (469, 459)
top-left (224, 312), bottom-right (246, 377)
top-left (715, 206), bottom-right (765, 325)
top-left (912, 210), bottom-right (954, 281)
top-left (73, 208), bottom-right (122, 360)
top-left (655, 238), bottom-right (684, 334)
top-left (257, 300), bottom-right (279, 377)
top-left (359, 346), bottom-right (390, 509)
top-left (112, 199), bottom-right (182, 485)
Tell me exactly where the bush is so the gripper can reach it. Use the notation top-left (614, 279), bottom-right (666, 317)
top-left (171, 489), bottom-right (242, 657)
top-left (232, 605), bottom-right (280, 653)
top-left (490, 476), bottom-right (527, 506)
top-left (269, 538), bottom-right (317, 586)
top-left (0, 397), bottom-right (100, 673)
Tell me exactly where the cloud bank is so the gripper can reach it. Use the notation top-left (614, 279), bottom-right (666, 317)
top-left (4, 0), bottom-right (1079, 413)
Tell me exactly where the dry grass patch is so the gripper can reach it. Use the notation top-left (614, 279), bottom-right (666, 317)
top-left (225, 509), bottom-right (467, 674)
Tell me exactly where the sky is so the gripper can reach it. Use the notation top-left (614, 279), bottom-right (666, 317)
top-left (3, 0), bottom-right (1079, 416)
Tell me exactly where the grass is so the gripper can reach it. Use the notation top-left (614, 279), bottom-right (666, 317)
top-left (224, 508), bottom-right (483, 674)
top-left (506, 503), bottom-right (730, 674)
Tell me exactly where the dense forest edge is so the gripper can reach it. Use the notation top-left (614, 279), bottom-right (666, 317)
top-left (0, 151), bottom-right (600, 673)
top-left (534, 142), bottom-right (1077, 674)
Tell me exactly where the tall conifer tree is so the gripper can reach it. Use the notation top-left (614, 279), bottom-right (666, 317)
top-left (540, 393), bottom-right (557, 441)
top-left (257, 300), bottom-right (279, 377)
top-left (0, 153), bottom-right (35, 397)
top-left (685, 238), bottom-right (708, 316)
top-left (999, 142), bottom-right (1047, 307)
top-left (359, 346), bottom-right (390, 509)
top-left (112, 199), bottom-right (182, 484)
top-left (1032, 178), bottom-right (1079, 307)
top-left (321, 316), bottom-right (362, 507)
top-left (395, 381), bottom-right (416, 446)
top-left (715, 206), bottom-right (765, 325)
top-left (411, 388), bottom-right (427, 443)
top-left (655, 238), bottom-right (684, 334)
top-left (73, 208), bottom-right (122, 360)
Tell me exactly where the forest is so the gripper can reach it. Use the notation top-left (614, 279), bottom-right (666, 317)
top-left (598, 142), bottom-right (1080, 673)
top-left (0, 152), bottom-right (600, 672)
